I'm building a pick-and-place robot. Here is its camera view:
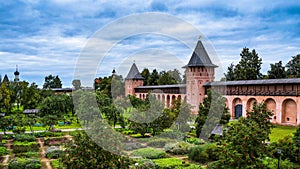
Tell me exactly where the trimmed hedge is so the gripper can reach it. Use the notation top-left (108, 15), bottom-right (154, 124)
top-left (152, 158), bottom-right (189, 169)
top-left (34, 131), bottom-right (64, 138)
top-left (15, 151), bottom-right (40, 158)
top-left (14, 134), bottom-right (36, 142)
top-left (188, 143), bottom-right (218, 163)
top-left (8, 158), bottom-right (42, 169)
top-left (147, 138), bottom-right (173, 148)
top-left (165, 141), bottom-right (193, 155)
top-left (131, 148), bottom-right (167, 159)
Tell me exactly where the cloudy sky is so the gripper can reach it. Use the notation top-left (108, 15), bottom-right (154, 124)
top-left (1, 0), bottom-right (300, 87)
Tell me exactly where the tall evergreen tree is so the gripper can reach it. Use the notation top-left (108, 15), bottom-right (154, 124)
top-left (147, 69), bottom-right (160, 85)
top-left (233, 48), bottom-right (263, 80)
top-left (267, 61), bottom-right (286, 79)
top-left (286, 54), bottom-right (300, 78)
top-left (141, 68), bottom-right (150, 86)
top-left (224, 63), bottom-right (235, 81)
top-left (43, 75), bottom-right (62, 89)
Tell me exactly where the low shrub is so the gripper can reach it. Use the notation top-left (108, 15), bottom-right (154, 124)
top-left (188, 143), bottom-right (218, 163)
top-left (12, 127), bottom-right (26, 134)
top-left (51, 159), bottom-right (65, 169)
top-left (15, 151), bottom-right (40, 158)
top-left (186, 137), bottom-right (206, 145)
top-left (0, 146), bottom-right (8, 156)
top-left (262, 157), bottom-right (294, 169)
top-left (175, 164), bottom-right (203, 169)
top-left (134, 159), bottom-right (156, 169)
top-left (165, 141), bottom-right (193, 155)
top-left (131, 148), bottom-right (167, 159)
top-left (8, 158), bottom-right (42, 169)
top-left (147, 138), bottom-right (173, 148)
top-left (14, 134), bottom-right (36, 142)
top-left (46, 146), bottom-right (65, 159)
top-left (152, 158), bottom-right (189, 169)
top-left (2, 134), bottom-right (15, 140)
top-left (13, 141), bottom-right (39, 153)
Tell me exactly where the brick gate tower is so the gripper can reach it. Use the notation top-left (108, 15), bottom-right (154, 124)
top-left (125, 62), bottom-right (144, 96)
top-left (183, 38), bottom-right (217, 112)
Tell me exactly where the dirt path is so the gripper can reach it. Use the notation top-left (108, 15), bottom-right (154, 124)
top-left (37, 138), bottom-right (52, 169)
top-left (2, 139), bottom-right (13, 168)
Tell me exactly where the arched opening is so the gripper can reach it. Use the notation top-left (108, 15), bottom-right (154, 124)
top-left (162, 95), bottom-right (165, 107)
top-left (246, 98), bottom-right (257, 112)
top-left (282, 99), bottom-right (297, 125)
top-left (166, 95), bottom-right (170, 108)
top-left (178, 95), bottom-right (182, 102)
top-left (233, 98), bottom-right (243, 119)
top-left (265, 98), bottom-right (276, 122)
top-left (158, 94), bottom-right (161, 101)
top-left (171, 95), bottom-right (176, 107)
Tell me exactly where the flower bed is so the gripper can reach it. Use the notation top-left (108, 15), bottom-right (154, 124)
top-left (44, 137), bottom-right (68, 146)
top-left (8, 158), bottom-right (42, 169)
top-left (13, 141), bottom-right (39, 153)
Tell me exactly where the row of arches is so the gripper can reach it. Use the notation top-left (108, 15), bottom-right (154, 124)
top-left (228, 96), bottom-right (299, 125)
top-left (137, 93), bottom-right (186, 108)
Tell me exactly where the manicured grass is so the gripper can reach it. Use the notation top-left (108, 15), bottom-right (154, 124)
top-left (269, 125), bottom-right (297, 142)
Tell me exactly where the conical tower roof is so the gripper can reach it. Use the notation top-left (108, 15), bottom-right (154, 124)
top-left (183, 39), bottom-right (217, 68)
top-left (125, 63), bottom-right (144, 80)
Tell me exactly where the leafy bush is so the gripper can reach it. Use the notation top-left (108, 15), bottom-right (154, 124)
top-left (2, 134), bottom-right (15, 140)
top-left (148, 138), bottom-right (173, 148)
top-left (165, 141), bottom-right (193, 155)
top-left (153, 158), bottom-right (189, 169)
top-left (15, 151), bottom-right (39, 158)
top-left (131, 148), bottom-right (167, 159)
top-left (8, 158), bottom-right (42, 169)
top-left (46, 146), bottom-right (65, 159)
top-left (262, 157), bottom-right (294, 169)
top-left (13, 141), bottom-right (39, 153)
top-left (175, 164), bottom-right (203, 169)
top-left (14, 134), bottom-right (36, 142)
top-left (159, 130), bottom-right (185, 140)
top-left (13, 127), bottom-right (26, 134)
top-left (51, 159), bottom-right (65, 169)
top-left (34, 131), bottom-right (64, 138)
top-left (134, 159), bottom-right (156, 169)
top-left (0, 146), bottom-right (8, 156)
top-left (188, 143), bottom-right (218, 163)
top-left (186, 137), bottom-right (206, 145)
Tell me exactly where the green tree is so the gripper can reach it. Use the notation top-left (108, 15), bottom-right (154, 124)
top-left (286, 54), bottom-right (300, 78)
top-left (62, 131), bottom-right (130, 168)
top-left (267, 61), bottom-right (286, 79)
top-left (294, 125), bottom-right (300, 149)
top-left (0, 82), bottom-right (13, 114)
top-left (158, 71), bottom-right (177, 85)
top-left (167, 69), bottom-right (182, 83)
top-left (147, 69), bottom-right (160, 85)
top-left (141, 68), bottom-right (150, 86)
top-left (43, 75), bottom-right (62, 89)
top-left (195, 90), bottom-right (230, 138)
top-left (20, 82), bottom-right (41, 109)
top-left (72, 79), bottom-right (81, 90)
top-left (213, 102), bottom-right (273, 168)
top-left (233, 48), bottom-right (263, 80)
top-left (224, 63), bottom-right (235, 81)
top-left (39, 94), bottom-right (70, 130)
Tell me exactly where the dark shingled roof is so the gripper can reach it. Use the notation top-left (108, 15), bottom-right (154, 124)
top-left (204, 78), bottom-right (300, 87)
top-left (125, 63), bottom-right (144, 80)
top-left (183, 39), bottom-right (217, 68)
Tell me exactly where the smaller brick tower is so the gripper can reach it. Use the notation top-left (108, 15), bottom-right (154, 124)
top-left (125, 62), bottom-right (144, 96)
top-left (183, 38), bottom-right (217, 112)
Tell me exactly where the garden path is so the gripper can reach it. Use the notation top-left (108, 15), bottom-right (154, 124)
top-left (37, 138), bottom-right (52, 169)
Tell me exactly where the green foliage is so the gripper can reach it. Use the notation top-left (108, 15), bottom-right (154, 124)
top-left (14, 134), bottom-right (36, 142)
top-left (134, 159), bottom-right (156, 169)
top-left (51, 159), bottom-right (65, 169)
top-left (214, 102), bottom-right (273, 168)
top-left (262, 157), bottom-right (294, 169)
top-left (267, 61), bottom-right (286, 79)
top-left (34, 131), bottom-right (64, 137)
top-left (8, 158), bottom-right (42, 169)
top-left (62, 132), bottom-right (130, 168)
top-left (195, 90), bottom-right (230, 138)
top-left (224, 63), bottom-right (235, 81)
top-left (0, 146), bottom-right (8, 156)
top-left (186, 137), bottom-right (206, 145)
top-left (13, 141), bottom-right (39, 153)
top-left (43, 74), bottom-right (62, 89)
top-left (152, 158), bottom-right (188, 169)
top-left (286, 54), bottom-right (300, 78)
top-left (15, 151), bottom-right (39, 158)
top-left (188, 143), bottom-right (218, 163)
top-left (165, 141), bottom-right (193, 155)
top-left (293, 125), bottom-right (300, 148)
top-left (159, 130), bottom-right (186, 140)
top-left (44, 137), bottom-right (67, 146)
top-left (131, 148), bottom-right (167, 159)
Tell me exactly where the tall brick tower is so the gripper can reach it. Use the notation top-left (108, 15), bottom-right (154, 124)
top-left (125, 62), bottom-right (144, 96)
top-left (183, 38), bottom-right (217, 112)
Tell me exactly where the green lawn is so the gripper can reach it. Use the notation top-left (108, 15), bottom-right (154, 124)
top-left (269, 125), bottom-right (297, 142)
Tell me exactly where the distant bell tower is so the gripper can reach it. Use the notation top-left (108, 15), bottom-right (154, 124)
top-left (14, 65), bottom-right (20, 82)
top-left (125, 62), bottom-right (144, 96)
top-left (183, 38), bottom-right (217, 112)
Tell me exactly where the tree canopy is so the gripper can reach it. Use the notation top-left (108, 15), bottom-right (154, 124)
top-left (43, 75), bottom-right (62, 89)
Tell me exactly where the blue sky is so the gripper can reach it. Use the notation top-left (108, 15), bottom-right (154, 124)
top-left (0, 0), bottom-right (300, 87)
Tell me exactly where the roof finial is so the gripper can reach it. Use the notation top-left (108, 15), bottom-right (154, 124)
top-left (133, 60), bottom-right (135, 63)
top-left (198, 35), bottom-right (202, 40)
